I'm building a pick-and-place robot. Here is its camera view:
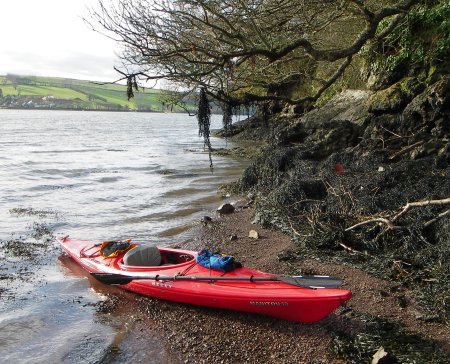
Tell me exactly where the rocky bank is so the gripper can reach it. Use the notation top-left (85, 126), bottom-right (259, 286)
top-left (198, 75), bottom-right (449, 362)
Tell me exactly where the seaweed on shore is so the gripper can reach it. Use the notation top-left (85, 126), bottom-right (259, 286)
top-left (329, 313), bottom-right (449, 363)
top-left (232, 78), bottom-right (450, 325)
top-left (243, 152), bottom-right (449, 323)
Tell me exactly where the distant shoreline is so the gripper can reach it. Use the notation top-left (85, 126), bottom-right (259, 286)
top-left (0, 74), bottom-right (188, 113)
top-left (0, 106), bottom-right (157, 113)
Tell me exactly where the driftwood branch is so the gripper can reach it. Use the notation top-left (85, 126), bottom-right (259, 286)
top-left (346, 197), bottom-right (450, 231)
top-left (392, 197), bottom-right (450, 222)
top-left (345, 217), bottom-right (398, 231)
top-left (424, 209), bottom-right (450, 228)
top-left (388, 141), bottom-right (424, 160)
top-left (338, 242), bottom-right (369, 255)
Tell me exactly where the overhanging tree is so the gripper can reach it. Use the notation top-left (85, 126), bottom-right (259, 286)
top-left (89, 0), bottom-right (420, 113)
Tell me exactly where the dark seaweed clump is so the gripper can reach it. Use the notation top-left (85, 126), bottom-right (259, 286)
top-left (330, 313), bottom-right (449, 363)
top-left (0, 210), bottom-right (58, 298)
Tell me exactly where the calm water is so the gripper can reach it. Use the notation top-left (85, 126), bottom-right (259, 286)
top-left (0, 109), bottom-right (248, 363)
top-left (0, 109), bottom-right (245, 243)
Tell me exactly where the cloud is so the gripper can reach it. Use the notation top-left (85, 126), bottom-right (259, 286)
top-left (0, 0), bottom-right (123, 82)
top-left (0, 48), bottom-right (121, 82)
top-left (59, 51), bottom-right (122, 81)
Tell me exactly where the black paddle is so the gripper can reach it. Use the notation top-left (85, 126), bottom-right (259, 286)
top-left (90, 272), bottom-right (343, 289)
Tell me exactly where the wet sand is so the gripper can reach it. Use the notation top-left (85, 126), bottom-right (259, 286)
top-left (132, 204), bottom-right (450, 363)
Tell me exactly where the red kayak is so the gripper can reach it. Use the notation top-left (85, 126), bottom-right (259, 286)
top-left (57, 237), bottom-right (351, 323)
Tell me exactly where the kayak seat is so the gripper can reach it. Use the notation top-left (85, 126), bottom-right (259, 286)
top-left (123, 245), bottom-right (162, 266)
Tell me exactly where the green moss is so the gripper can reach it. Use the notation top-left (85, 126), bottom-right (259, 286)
top-left (362, 0), bottom-right (450, 87)
top-left (367, 77), bottom-right (424, 114)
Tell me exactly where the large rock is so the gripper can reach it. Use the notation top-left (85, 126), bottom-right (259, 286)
top-left (402, 76), bottom-right (450, 127)
top-left (296, 90), bottom-right (373, 126)
top-left (367, 77), bottom-right (424, 115)
top-left (273, 90), bottom-right (373, 157)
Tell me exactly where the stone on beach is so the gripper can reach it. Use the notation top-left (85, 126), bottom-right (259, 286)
top-left (248, 230), bottom-right (259, 239)
top-left (217, 203), bottom-right (235, 214)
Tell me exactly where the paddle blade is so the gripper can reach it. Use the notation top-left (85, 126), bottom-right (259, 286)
top-left (280, 275), bottom-right (343, 288)
top-left (91, 273), bottom-right (135, 285)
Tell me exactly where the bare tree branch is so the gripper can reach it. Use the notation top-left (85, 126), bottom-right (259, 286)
top-left (424, 209), bottom-right (450, 228)
top-left (89, 0), bottom-right (421, 109)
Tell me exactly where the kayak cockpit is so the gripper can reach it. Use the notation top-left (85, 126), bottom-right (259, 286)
top-left (119, 245), bottom-right (195, 270)
top-left (159, 249), bottom-right (195, 266)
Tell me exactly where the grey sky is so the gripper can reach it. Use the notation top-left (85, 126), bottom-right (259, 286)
top-left (0, 0), bottom-right (121, 82)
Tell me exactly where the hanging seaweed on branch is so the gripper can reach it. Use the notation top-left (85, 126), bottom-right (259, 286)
top-left (222, 102), bottom-right (233, 136)
top-left (126, 74), bottom-right (139, 100)
top-left (197, 88), bottom-right (213, 167)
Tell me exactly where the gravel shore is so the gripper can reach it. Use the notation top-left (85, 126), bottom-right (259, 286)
top-left (132, 204), bottom-right (450, 364)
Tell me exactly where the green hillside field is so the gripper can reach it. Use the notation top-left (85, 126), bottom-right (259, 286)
top-left (0, 74), bottom-right (180, 112)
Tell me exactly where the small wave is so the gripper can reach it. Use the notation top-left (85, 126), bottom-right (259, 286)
top-left (29, 168), bottom-right (119, 178)
top-left (98, 177), bottom-right (122, 183)
top-left (31, 149), bottom-right (101, 154)
top-left (163, 187), bottom-right (203, 198)
top-left (156, 169), bottom-right (200, 179)
top-left (65, 169), bottom-right (119, 178)
top-left (121, 165), bottom-right (160, 172)
top-left (30, 168), bottom-right (124, 178)
top-left (30, 168), bottom-right (65, 176)
top-left (156, 169), bottom-right (177, 175)
top-left (157, 223), bottom-right (194, 238)
top-left (27, 184), bottom-right (80, 191)
top-left (122, 207), bottom-right (202, 224)
top-left (165, 172), bottom-right (199, 179)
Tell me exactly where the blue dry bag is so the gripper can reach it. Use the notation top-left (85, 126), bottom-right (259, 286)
top-left (196, 249), bottom-right (241, 272)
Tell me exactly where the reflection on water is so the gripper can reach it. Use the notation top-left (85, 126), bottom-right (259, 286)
top-left (58, 255), bottom-right (178, 364)
top-left (0, 110), bottom-right (247, 363)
